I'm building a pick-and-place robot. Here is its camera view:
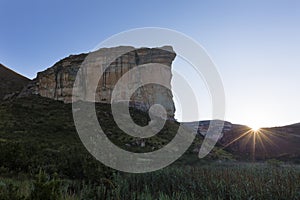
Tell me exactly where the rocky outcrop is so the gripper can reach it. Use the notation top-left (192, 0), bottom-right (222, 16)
top-left (0, 64), bottom-right (30, 100)
top-left (20, 46), bottom-right (176, 117)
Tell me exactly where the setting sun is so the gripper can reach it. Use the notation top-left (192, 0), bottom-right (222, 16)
top-left (251, 126), bottom-right (261, 132)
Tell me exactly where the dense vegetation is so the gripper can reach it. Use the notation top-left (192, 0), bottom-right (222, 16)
top-left (0, 96), bottom-right (299, 199)
top-left (1, 164), bottom-right (300, 199)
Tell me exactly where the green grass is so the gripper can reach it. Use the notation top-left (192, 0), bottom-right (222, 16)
top-left (2, 96), bottom-right (298, 199)
top-left (0, 96), bottom-right (231, 179)
top-left (1, 163), bottom-right (300, 199)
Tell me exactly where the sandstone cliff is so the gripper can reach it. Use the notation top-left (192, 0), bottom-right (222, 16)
top-left (20, 46), bottom-right (176, 117)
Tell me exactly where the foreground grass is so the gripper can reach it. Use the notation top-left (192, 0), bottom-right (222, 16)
top-left (1, 163), bottom-right (300, 200)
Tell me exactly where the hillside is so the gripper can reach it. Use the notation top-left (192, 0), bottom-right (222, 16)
top-left (0, 95), bottom-right (233, 180)
top-left (191, 121), bottom-right (300, 162)
top-left (0, 64), bottom-right (30, 99)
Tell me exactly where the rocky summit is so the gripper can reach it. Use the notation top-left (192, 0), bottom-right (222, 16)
top-left (20, 46), bottom-right (176, 118)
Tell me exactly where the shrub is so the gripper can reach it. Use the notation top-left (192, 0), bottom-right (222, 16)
top-left (29, 170), bottom-right (62, 200)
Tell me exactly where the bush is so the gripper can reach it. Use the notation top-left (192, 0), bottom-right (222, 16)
top-left (29, 170), bottom-right (62, 200)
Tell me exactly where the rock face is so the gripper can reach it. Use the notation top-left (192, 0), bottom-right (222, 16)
top-left (0, 64), bottom-right (30, 100)
top-left (21, 46), bottom-right (176, 117)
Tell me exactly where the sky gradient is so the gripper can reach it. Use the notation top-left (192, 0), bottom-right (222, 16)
top-left (1, 0), bottom-right (300, 127)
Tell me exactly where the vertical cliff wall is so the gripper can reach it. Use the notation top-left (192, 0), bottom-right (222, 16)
top-left (20, 46), bottom-right (176, 117)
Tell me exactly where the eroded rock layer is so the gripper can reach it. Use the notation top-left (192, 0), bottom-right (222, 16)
top-left (21, 46), bottom-right (176, 117)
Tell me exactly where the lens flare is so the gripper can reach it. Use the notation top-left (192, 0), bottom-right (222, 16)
top-left (251, 126), bottom-right (261, 132)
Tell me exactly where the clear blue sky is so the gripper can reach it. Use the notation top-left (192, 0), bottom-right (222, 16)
top-left (1, 0), bottom-right (300, 127)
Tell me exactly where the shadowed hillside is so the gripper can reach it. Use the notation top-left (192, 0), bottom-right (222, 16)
top-left (220, 124), bottom-right (300, 161)
top-left (0, 64), bottom-right (30, 99)
top-left (0, 95), bottom-right (233, 180)
top-left (193, 122), bottom-right (300, 162)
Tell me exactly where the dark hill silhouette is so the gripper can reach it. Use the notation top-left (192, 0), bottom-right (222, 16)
top-left (191, 121), bottom-right (300, 162)
top-left (0, 64), bottom-right (30, 99)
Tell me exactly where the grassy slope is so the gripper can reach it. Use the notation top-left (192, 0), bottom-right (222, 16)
top-left (0, 95), bottom-right (232, 180)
